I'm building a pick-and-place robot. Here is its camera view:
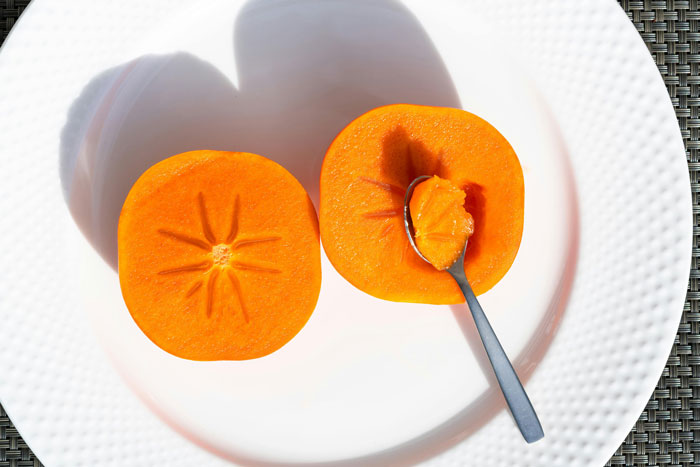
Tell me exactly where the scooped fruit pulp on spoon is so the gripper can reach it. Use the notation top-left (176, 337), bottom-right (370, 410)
top-left (408, 175), bottom-right (474, 271)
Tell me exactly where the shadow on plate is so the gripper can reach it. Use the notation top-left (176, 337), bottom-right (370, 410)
top-left (59, 0), bottom-right (461, 271)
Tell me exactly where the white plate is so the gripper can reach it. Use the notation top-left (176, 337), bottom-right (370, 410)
top-left (0, 0), bottom-right (691, 466)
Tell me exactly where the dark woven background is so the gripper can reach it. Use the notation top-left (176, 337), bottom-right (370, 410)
top-left (0, 1), bottom-right (27, 44)
top-left (0, 1), bottom-right (697, 466)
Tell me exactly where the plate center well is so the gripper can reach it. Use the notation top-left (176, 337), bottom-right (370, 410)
top-left (60, 0), bottom-right (577, 463)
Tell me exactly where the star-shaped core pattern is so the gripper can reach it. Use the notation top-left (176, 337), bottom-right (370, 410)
top-left (156, 192), bottom-right (281, 321)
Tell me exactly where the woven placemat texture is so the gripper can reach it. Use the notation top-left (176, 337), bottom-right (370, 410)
top-left (0, 1), bottom-right (697, 466)
top-left (0, 1), bottom-right (28, 44)
top-left (0, 405), bottom-right (38, 467)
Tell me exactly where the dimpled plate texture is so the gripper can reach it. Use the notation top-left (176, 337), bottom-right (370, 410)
top-left (0, 0), bottom-right (692, 466)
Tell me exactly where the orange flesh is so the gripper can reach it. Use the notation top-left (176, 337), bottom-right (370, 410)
top-left (118, 150), bottom-right (321, 360)
top-left (319, 104), bottom-right (524, 304)
top-left (410, 176), bottom-right (474, 271)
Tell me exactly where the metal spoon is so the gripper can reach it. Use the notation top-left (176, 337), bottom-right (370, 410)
top-left (403, 175), bottom-right (544, 443)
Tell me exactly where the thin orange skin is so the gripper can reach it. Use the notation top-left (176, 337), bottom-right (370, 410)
top-left (410, 176), bottom-right (474, 271)
top-left (319, 104), bottom-right (524, 304)
top-left (118, 150), bottom-right (321, 361)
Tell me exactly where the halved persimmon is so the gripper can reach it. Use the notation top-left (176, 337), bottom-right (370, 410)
top-left (118, 150), bottom-right (321, 360)
top-left (319, 104), bottom-right (524, 304)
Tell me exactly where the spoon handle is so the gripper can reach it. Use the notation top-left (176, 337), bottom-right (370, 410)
top-left (447, 262), bottom-right (544, 443)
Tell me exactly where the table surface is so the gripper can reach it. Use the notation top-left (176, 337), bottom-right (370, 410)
top-left (0, 1), bottom-right (698, 466)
